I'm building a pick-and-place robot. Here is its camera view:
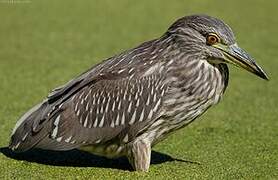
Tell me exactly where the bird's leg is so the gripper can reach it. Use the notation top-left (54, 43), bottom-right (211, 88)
top-left (127, 139), bottom-right (151, 172)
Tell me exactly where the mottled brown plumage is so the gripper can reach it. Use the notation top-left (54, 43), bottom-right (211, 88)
top-left (9, 14), bottom-right (268, 172)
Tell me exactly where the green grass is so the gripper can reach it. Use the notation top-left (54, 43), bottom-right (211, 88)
top-left (0, 0), bottom-right (277, 179)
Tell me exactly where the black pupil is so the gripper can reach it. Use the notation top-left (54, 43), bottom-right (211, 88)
top-left (210, 36), bottom-right (216, 42)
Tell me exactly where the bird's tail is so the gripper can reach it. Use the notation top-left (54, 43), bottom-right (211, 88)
top-left (9, 100), bottom-right (53, 152)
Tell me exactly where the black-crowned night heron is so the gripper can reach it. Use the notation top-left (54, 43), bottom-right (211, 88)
top-left (9, 14), bottom-right (268, 172)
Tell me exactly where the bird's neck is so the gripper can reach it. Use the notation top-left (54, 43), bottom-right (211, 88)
top-left (162, 54), bottom-right (229, 121)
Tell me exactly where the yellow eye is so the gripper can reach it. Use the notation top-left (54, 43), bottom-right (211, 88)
top-left (206, 34), bottom-right (220, 45)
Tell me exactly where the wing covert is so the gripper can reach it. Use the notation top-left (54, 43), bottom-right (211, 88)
top-left (49, 74), bottom-right (167, 147)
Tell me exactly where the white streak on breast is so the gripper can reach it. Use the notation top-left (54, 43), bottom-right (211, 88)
top-left (112, 101), bottom-right (116, 111)
top-left (93, 116), bottom-right (98, 127)
top-left (92, 94), bottom-right (96, 105)
top-left (115, 113), bottom-right (120, 126)
top-left (118, 100), bottom-right (122, 110)
top-left (153, 93), bottom-right (157, 102)
top-left (105, 100), bottom-right (110, 113)
top-left (153, 98), bottom-right (161, 112)
top-left (96, 106), bottom-right (99, 115)
top-left (97, 96), bottom-right (101, 105)
top-left (146, 95), bottom-right (150, 105)
top-left (100, 104), bottom-right (104, 114)
top-left (76, 109), bottom-right (80, 116)
top-left (128, 101), bottom-right (133, 113)
top-left (161, 89), bottom-right (165, 96)
top-left (139, 108), bottom-right (145, 122)
top-left (74, 103), bottom-right (79, 112)
top-left (136, 98), bottom-right (140, 107)
top-left (99, 114), bottom-right (105, 127)
top-left (84, 114), bottom-right (89, 127)
top-left (121, 113), bottom-right (125, 125)
top-left (129, 109), bottom-right (137, 125)
top-left (147, 110), bottom-right (153, 120)
top-left (85, 94), bottom-right (89, 101)
top-left (110, 119), bottom-right (115, 128)
top-left (85, 102), bottom-right (89, 111)
top-left (151, 86), bottom-right (154, 95)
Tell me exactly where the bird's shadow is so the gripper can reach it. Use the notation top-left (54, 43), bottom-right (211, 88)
top-left (0, 147), bottom-right (200, 171)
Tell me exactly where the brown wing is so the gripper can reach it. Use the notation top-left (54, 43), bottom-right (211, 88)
top-left (9, 38), bottom-right (171, 152)
top-left (44, 73), bottom-right (166, 150)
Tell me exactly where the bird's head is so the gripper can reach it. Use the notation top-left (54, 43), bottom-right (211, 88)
top-left (167, 14), bottom-right (269, 80)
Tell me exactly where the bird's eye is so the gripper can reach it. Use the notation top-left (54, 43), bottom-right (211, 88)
top-left (206, 34), bottom-right (220, 45)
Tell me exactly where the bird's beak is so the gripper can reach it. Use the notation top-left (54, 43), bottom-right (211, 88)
top-left (213, 43), bottom-right (269, 80)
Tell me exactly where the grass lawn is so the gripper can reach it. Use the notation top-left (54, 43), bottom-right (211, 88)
top-left (0, 0), bottom-right (277, 179)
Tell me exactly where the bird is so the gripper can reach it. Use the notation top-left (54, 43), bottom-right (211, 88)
top-left (9, 14), bottom-right (268, 172)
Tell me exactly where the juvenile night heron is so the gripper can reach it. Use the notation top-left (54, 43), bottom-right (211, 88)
top-left (9, 15), bottom-right (268, 172)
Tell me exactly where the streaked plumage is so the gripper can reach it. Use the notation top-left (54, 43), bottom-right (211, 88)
top-left (9, 14), bottom-right (268, 172)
